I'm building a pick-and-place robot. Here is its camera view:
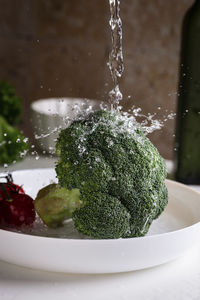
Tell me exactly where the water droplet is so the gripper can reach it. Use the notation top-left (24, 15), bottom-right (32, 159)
top-left (95, 157), bottom-right (101, 163)
top-left (23, 137), bottom-right (29, 143)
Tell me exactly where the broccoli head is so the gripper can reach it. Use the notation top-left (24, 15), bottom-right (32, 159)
top-left (0, 81), bottom-right (22, 125)
top-left (56, 109), bottom-right (168, 239)
top-left (0, 116), bottom-right (29, 164)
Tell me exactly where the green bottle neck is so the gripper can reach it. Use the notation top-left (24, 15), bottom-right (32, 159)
top-left (194, 0), bottom-right (200, 8)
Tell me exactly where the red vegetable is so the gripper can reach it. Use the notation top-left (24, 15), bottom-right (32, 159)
top-left (0, 174), bottom-right (35, 226)
top-left (0, 174), bottom-right (24, 194)
top-left (0, 209), bottom-right (2, 223)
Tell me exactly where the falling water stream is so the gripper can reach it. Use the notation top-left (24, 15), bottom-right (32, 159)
top-left (108, 0), bottom-right (124, 110)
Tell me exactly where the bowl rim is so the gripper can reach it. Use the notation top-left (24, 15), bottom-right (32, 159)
top-left (30, 97), bottom-right (101, 115)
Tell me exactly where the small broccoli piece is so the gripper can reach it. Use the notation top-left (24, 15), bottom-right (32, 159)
top-left (34, 184), bottom-right (81, 228)
top-left (55, 109), bottom-right (168, 239)
top-left (73, 192), bottom-right (131, 239)
top-left (0, 81), bottom-right (22, 125)
top-left (0, 116), bottom-right (29, 165)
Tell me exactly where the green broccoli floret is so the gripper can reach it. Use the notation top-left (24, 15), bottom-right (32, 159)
top-left (72, 192), bottom-right (131, 239)
top-left (0, 81), bottom-right (22, 125)
top-left (0, 116), bottom-right (29, 164)
top-left (56, 109), bottom-right (168, 239)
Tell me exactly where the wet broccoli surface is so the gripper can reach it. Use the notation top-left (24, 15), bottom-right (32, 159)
top-left (56, 109), bottom-right (168, 239)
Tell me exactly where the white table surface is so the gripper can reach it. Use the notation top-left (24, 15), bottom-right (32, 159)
top-left (0, 158), bottom-right (200, 300)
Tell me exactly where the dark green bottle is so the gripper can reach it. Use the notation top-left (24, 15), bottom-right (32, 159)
top-left (175, 0), bottom-right (200, 184)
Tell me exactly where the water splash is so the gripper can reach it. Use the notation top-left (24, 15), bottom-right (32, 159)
top-left (128, 105), bottom-right (176, 134)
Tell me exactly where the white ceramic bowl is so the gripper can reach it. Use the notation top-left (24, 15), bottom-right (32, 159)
top-left (31, 98), bottom-right (101, 154)
top-left (1, 168), bottom-right (200, 274)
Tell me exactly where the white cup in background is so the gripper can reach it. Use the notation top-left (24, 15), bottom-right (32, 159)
top-left (31, 97), bottom-right (101, 154)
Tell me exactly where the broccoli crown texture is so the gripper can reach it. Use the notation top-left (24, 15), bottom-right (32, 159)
top-left (0, 81), bottom-right (22, 125)
top-left (56, 109), bottom-right (168, 239)
top-left (0, 116), bottom-right (29, 164)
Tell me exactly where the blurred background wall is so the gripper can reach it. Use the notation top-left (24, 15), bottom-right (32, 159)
top-left (0, 0), bottom-right (194, 159)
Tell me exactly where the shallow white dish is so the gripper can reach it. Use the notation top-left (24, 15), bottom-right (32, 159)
top-left (0, 168), bottom-right (200, 274)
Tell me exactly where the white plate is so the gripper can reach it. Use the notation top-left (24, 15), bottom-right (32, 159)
top-left (0, 168), bottom-right (200, 274)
